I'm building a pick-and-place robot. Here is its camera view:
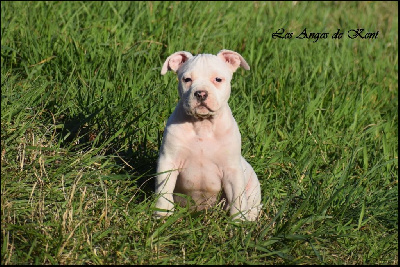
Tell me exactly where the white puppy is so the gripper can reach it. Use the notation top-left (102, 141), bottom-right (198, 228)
top-left (155, 50), bottom-right (261, 220)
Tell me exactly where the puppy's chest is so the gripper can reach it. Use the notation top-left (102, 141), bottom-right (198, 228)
top-left (180, 134), bottom-right (229, 165)
top-left (176, 136), bottom-right (226, 192)
top-left (177, 155), bottom-right (223, 195)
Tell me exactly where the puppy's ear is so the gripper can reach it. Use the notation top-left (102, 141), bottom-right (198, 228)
top-left (217, 49), bottom-right (250, 72)
top-left (161, 51), bottom-right (193, 75)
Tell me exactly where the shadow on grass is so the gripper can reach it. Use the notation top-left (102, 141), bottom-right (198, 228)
top-left (56, 104), bottom-right (160, 201)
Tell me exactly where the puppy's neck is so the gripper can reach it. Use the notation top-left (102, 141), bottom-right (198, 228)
top-left (187, 104), bottom-right (234, 138)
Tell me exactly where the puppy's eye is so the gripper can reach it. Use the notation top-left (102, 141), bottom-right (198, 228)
top-left (215, 77), bottom-right (222, 83)
top-left (183, 77), bottom-right (192, 83)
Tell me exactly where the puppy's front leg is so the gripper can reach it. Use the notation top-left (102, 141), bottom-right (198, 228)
top-left (222, 167), bottom-right (249, 221)
top-left (154, 157), bottom-right (178, 218)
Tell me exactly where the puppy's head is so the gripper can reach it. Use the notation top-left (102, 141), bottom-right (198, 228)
top-left (161, 50), bottom-right (250, 119)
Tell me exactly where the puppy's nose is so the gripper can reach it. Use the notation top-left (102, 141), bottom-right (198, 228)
top-left (194, 90), bottom-right (208, 101)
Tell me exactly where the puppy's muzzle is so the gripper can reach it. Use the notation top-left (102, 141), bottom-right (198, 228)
top-left (194, 90), bottom-right (208, 102)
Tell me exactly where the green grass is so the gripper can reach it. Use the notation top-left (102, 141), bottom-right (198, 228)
top-left (1, 1), bottom-right (398, 264)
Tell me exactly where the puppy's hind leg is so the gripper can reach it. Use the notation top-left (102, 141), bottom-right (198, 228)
top-left (242, 159), bottom-right (262, 221)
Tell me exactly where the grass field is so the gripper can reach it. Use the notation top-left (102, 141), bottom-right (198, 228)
top-left (1, 1), bottom-right (398, 264)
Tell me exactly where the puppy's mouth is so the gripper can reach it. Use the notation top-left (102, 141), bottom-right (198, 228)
top-left (186, 103), bottom-right (216, 118)
top-left (197, 103), bottom-right (214, 112)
